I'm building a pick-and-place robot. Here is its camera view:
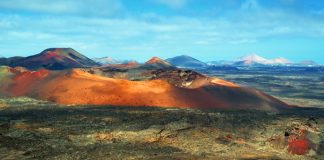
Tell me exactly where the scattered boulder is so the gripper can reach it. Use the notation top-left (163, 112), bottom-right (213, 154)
top-left (268, 118), bottom-right (322, 155)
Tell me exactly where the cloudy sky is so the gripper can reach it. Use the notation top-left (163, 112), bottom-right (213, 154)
top-left (0, 0), bottom-right (324, 63)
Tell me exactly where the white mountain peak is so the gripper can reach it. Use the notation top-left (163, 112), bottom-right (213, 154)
top-left (93, 56), bottom-right (120, 65)
top-left (237, 53), bottom-right (291, 65)
top-left (238, 53), bottom-right (268, 63)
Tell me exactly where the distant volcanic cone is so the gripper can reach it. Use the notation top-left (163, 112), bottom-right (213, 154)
top-left (141, 57), bottom-right (175, 70)
top-left (0, 48), bottom-right (99, 70)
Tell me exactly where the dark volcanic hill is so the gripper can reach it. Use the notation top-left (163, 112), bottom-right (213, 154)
top-left (166, 55), bottom-right (208, 68)
top-left (0, 48), bottom-right (98, 70)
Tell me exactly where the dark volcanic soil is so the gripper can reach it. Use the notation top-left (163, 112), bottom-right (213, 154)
top-left (0, 97), bottom-right (323, 160)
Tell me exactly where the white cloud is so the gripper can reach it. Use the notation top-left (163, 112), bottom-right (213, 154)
top-left (195, 40), bottom-right (210, 45)
top-left (152, 0), bottom-right (188, 9)
top-left (1, 11), bottom-right (324, 55)
top-left (0, 0), bottom-right (123, 16)
top-left (1, 0), bottom-right (324, 61)
top-left (228, 39), bottom-right (257, 44)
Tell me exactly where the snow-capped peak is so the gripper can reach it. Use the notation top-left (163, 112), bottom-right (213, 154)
top-left (93, 57), bottom-right (119, 65)
top-left (237, 53), bottom-right (268, 64)
top-left (236, 53), bottom-right (292, 65)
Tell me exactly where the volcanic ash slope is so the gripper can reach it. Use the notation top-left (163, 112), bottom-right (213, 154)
top-left (0, 67), bottom-right (290, 111)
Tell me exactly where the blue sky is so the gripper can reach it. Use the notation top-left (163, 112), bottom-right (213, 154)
top-left (0, 0), bottom-right (324, 63)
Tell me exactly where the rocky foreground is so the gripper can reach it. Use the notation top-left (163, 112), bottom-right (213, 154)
top-left (0, 97), bottom-right (323, 160)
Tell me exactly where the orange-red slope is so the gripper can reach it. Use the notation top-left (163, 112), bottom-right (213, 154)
top-left (1, 68), bottom-right (290, 111)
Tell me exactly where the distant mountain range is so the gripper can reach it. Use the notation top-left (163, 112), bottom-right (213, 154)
top-left (165, 54), bottom-right (318, 68)
top-left (298, 60), bottom-right (317, 66)
top-left (0, 49), bottom-right (320, 71)
top-left (233, 54), bottom-right (291, 66)
top-left (87, 52), bottom-right (321, 69)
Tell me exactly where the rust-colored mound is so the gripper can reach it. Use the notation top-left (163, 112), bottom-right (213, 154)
top-left (145, 57), bottom-right (170, 65)
top-left (142, 57), bottom-right (174, 70)
top-left (11, 69), bottom-right (50, 96)
top-left (0, 68), bottom-right (290, 111)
